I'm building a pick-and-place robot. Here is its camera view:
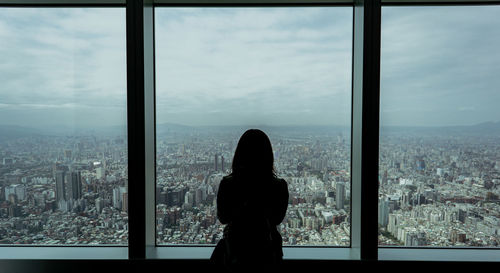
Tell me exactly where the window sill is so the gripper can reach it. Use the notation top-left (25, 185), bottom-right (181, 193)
top-left (2, 246), bottom-right (498, 262)
top-left (379, 247), bottom-right (500, 262)
top-left (149, 246), bottom-right (359, 260)
top-left (0, 246), bottom-right (128, 260)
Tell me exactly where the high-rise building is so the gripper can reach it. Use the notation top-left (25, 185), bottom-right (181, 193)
top-left (96, 167), bottom-right (105, 180)
top-left (378, 197), bottom-right (389, 227)
top-left (67, 171), bottom-right (82, 200)
top-left (55, 170), bottom-right (66, 202)
top-left (184, 191), bottom-right (194, 207)
top-left (195, 188), bottom-right (203, 206)
top-left (113, 186), bottom-right (127, 210)
top-left (336, 182), bottom-right (345, 210)
top-left (221, 155), bottom-right (224, 172)
top-left (214, 154), bottom-right (218, 171)
top-left (4, 184), bottom-right (26, 201)
top-left (113, 188), bottom-right (122, 209)
top-left (96, 197), bottom-right (105, 214)
top-left (122, 192), bottom-right (128, 213)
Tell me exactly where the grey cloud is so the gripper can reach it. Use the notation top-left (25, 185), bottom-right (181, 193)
top-left (0, 8), bottom-right (126, 129)
top-left (155, 7), bottom-right (352, 126)
top-left (380, 6), bottom-right (500, 127)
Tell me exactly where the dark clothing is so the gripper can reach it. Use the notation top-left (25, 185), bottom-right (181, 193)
top-left (216, 174), bottom-right (289, 271)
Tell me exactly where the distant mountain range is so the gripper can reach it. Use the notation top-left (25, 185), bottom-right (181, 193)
top-left (0, 124), bottom-right (127, 141)
top-left (156, 123), bottom-right (350, 136)
top-left (0, 125), bottom-right (43, 142)
top-left (380, 121), bottom-right (500, 136)
top-left (0, 121), bottom-right (499, 141)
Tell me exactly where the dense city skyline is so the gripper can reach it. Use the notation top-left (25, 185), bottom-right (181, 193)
top-left (1, 125), bottom-right (499, 247)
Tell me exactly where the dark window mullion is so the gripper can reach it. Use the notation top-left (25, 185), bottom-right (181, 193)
top-left (127, 0), bottom-right (146, 260)
top-left (359, 0), bottom-right (381, 261)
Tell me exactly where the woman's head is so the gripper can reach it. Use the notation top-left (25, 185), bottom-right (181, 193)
top-left (231, 129), bottom-right (275, 177)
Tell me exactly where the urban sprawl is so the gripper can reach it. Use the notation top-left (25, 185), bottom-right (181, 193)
top-left (0, 128), bottom-right (499, 247)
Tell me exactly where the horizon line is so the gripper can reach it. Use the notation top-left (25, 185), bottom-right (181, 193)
top-left (1, 120), bottom-right (499, 130)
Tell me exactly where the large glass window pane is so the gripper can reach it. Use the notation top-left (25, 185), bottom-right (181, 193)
top-left (0, 8), bottom-right (128, 245)
top-left (155, 8), bottom-right (352, 246)
top-left (379, 6), bottom-right (500, 247)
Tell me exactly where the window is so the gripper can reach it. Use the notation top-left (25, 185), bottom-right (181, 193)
top-left (0, 8), bottom-right (128, 245)
top-left (0, 0), bottom-right (499, 266)
top-left (154, 7), bottom-right (353, 247)
top-left (379, 6), bottom-right (500, 248)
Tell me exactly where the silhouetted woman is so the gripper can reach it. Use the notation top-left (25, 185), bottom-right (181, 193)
top-left (212, 129), bottom-right (289, 272)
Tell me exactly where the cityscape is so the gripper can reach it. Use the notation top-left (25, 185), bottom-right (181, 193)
top-left (378, 125), bottom-right (500, 247)
top-left (155, 125), bottom-right (351, 246)
top-left (0, 128), bottom-right (128, 244)
top-left (0, 123), bottom-right (499, 247)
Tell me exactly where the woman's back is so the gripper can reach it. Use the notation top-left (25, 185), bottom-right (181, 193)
top-left (211, 129), bottom-right (289, 271)
top-left (217, 173), bottom-right (288, 227)
top-left (216, 174), bottom-right (289, 269)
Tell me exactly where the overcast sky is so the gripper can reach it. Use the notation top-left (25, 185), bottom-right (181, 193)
top-left (0, 8), bottom-right (127, 130)
top-left (0, 6), bottom-right (499, 130)
top-left (155, 8), bottom-right (352, 127)
top-left (381, 6), bottom-right (500, 127)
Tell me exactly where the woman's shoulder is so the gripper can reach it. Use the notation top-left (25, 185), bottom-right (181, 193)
top-left (272, 177), bottom-right (288, 199)
top-left (219, 174), bottom-right (236, 187)
top-left (273, 176), bottom-right (288, 189)
top-left (222, 173), bottom-right (287, 186)
top-left (273, 176), bottom-right (286, 183)
top-left (221, 174), bottom-right (234, 182)
top-left (274, 177), bottom-right (286, 184)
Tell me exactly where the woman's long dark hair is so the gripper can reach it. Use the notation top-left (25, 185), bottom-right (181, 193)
top-left (231, 129), bottom-right (276, 178)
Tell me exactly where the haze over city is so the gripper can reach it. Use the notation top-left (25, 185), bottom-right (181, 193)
top-left (0, 7), bottom-right (499, 129)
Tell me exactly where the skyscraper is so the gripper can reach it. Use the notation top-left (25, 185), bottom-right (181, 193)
top-left (378, 197), bottom-right (389, 227)
top-left (55, 170), bottom-right (66, 202)
top-left (214, 154), bottom-right (218, 171)
top-left (67, 171), bottom-right (82, 200)
top-left (113, 186), bottom-right (127, 210)
top-left (95, 197), bottom-right (104, 214)
top-left (336, 182), bottom-right (345, 210)
top-left (122, 192), bottom-right (128, 213)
